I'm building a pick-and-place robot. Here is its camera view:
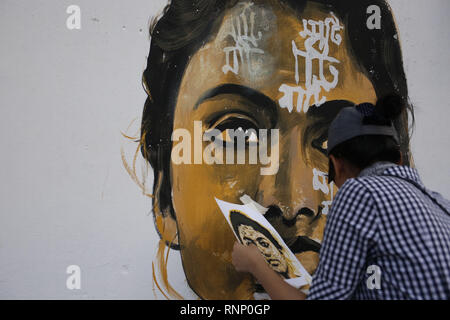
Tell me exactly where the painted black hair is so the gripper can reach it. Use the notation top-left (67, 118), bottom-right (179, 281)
top-left (141, 0), bottom-right (414, 222)
top-left (363, 93), bottom-right (405, 125)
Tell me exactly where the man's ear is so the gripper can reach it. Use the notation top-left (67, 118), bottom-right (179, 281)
top-left (329, 155), bottom-right (344, 186)
top-left (153, 170), bottom-right (180, 249)
top-left (398, 150), bottom-right (404, 166)
top-left (329, 155), bottom-right (340, 176)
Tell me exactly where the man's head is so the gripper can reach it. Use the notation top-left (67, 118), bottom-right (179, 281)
top-left (140, 0), bottom-right (413, 299)
top-left (327, 94), bottom-right (406, 187)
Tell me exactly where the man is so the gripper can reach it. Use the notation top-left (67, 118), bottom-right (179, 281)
top-left (232, 95), bottom-right (450, 299)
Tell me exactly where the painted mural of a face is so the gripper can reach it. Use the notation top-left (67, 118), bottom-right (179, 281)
top-left (140, 0), bottom-right (412, 299)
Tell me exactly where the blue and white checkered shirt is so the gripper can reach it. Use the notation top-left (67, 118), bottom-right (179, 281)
top-left (307, 162), bottom-right (450, 300)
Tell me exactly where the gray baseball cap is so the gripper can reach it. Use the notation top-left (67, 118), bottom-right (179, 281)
top-left (327, 104), bottom-right (399, 155)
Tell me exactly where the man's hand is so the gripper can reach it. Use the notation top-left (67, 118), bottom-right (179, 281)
top-left (231, 241), bottom-right (307, 300)
top-left (232, 242), bottom-right (266, 274)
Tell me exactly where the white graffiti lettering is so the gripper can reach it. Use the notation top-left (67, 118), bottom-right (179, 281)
top-left (222, 2), bottom-right (264, 75)
top-left (312, 168), bottom-right (334, 215)
top-left (279, 13), bottom-right (343, 113)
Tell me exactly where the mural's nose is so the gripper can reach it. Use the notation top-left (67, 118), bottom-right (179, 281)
top-left (263, 204), bottom-right (321, 254)
top-left (257, 127), bottom-right (316, 221)
top-left (265, 205), bottom-right (316, 226)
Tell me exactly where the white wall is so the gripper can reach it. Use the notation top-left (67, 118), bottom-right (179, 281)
top-left (0, 0), bottom-right (449, 299)
top-left (389, 0), bottom-right (450, 195)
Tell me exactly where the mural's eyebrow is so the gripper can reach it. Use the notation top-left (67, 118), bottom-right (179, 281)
top-left (193, 83), bottom-right (278, 115)
top-left (302, 100), bottom-right (355, 153)
top-left (305, 100), bottom-right (354, 120)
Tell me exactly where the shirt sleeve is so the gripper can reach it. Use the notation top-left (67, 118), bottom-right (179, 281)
top-left (307, 178), bottom-right (378, 300)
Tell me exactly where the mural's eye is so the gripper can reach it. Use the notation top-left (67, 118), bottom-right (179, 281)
top-left (213, 116), bottom-right (260, 145)
top-left (311, 136), bottom-right (328, 156)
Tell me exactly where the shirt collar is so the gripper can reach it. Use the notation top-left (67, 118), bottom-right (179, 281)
top-left (358, 161), bottom-right (397, 178)
top-left (358, 161), bottom-right (423, 186)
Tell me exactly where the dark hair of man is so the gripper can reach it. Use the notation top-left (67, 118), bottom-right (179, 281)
top-left (140, 0), bottom-right (414, 225)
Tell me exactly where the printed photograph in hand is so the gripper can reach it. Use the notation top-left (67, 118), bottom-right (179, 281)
top-left (216, 198), bottom-right (312, 289)
top-left (232, 211), bottom-right (297, 278)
